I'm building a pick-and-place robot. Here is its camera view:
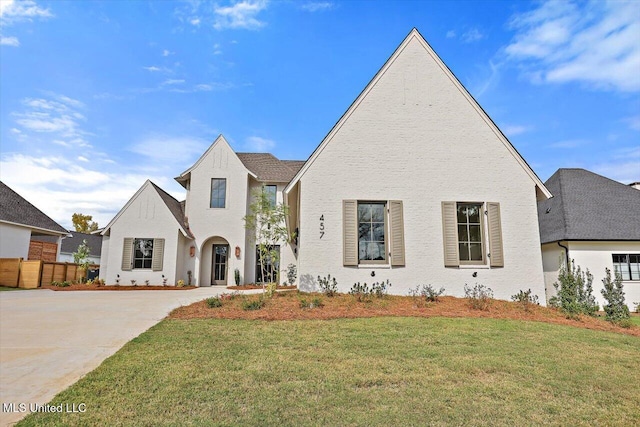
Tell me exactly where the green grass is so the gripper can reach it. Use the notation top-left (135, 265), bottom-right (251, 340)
top-left (630, 314), bottom-right (640, 326)
top-left (18, 317), bottom-right (640, 426)
top-left (0, 285), bottom-right (24, 291)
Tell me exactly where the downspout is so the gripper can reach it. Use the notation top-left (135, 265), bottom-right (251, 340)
top-left (557, 241), bottom-right (569, 267)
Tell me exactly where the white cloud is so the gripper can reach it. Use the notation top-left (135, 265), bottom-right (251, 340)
top-left (502, 124), bottom-right (533, 137)
top-left (461, 28), bottom-right (485, 43)
top-left (0, 153), bottom-right (171, 228)
top-left (300, 2), bottom-right (333, 12)
top-left (190, 17), bottom-right (201, 26)
top-left (0, 0), bottom-right (52, 23)
top-left (77, 156), bottom-right (89, 162)
top-left (244, 136), bottom-right (275, 151)
top-left (162, 49), bottom-right (173, 56)
top-left (504, 1), bottom-right (640, 92)
top-left (623, 115), bottom-right (640, 131)
top-left (161, 79), bottom-right (185, 86)
top-left (548, 139), bottom-right (587, 149)
top-left (0, 35), bottom-right (19, 46)
top-left (213, 43), bottom-right (222, 55)
top-left (213, 0), bottom-right (268, 30)
top-left (593, 160), bottom-right (640, 184)
top-left (128, 135), bottom-right (210, 170)
top-left (446, 30), bottom-right (456, 38)
top-left (143, 66), bottom-right (161, 72)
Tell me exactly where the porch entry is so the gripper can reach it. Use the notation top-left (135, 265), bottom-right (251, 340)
top-left (212, 244), bottom-right (229, 285)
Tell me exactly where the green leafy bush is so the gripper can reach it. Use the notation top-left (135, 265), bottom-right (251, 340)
top-left (600, 268), bottom-right (630, 324)
top-left (242, 296), bottom-right (265, 311)
top-left (349, 282), bottom-right (372, 303)
top-left (265, 282), bottom-right (277, 298)
top-left (206, 296), bottom-right (223, 308)
top-left (511, 289), bottom-right (540, 312)
top-left (51, 281), bottom-right (70, 287)
top-left (318, 274), bottom-right (338, 297)
top-left (371, 280), bottom-right (391, 298)
top-left (409, 284), bottom-right (445, 306)
top-left (286, 264), bottom-right (297, 286)
top-left (549, 259), bottom-right (598, 319)
top-left (464, 283), bottom-right (493, 311)
top-left (299, 297), bottom-right (324, 309)
top-left (234, 268), bottom-right (240, 286)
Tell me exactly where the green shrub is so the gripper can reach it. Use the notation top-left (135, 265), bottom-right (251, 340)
top-left (511, 289), bottom-right (540, 312)
top-left (409, 284), bottom-right (445, 306)
top-left (265, 282), bottom-right (277, 298)
top-left (299, 297), bottom-right (324, 309)
top-left (601, 268), bottom-right (630, 324)
top-left (51, 281), bottom-right (70, 287)
top-left (318, 274), bottom-right (338, 297)
top-left (349, 282), bottom-right (372, 303)
top-left (234, 268), bottom-right (240, 286)
top-left (371, 280), bottom-right (391, 298)
top-left (464, 283), bottom-right (493, 311)
top-left (286, 264), bottom-right (297, 286)
top-left (206, 296), bottom-right (223, 308)
top-left (634, 302), bottom-right (640, 314)
top-left (549, 259), bottom-right (598, 319)
top-left (242, 296), bottom-right (265, 311)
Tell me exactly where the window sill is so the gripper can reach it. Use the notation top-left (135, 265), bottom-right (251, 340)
top-left (357, 264), bottom-right (391, 269)
top-left (458, 264), bottom-right (490, 270)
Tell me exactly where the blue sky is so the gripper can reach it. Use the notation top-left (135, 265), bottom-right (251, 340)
top-left (1, 0), bottom-right (639, 229)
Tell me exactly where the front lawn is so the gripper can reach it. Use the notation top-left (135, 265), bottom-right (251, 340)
top-left (0, 285), bottom-right (23, 291)
top-left (18, 316), bottom-right (640, 426)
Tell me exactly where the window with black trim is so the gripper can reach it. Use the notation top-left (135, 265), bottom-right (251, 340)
top-left (613, 254), bottom-right (640, 281)
top-left (264, 185), bottom-right (277, 208)
top-left (133, 238), bottom-right (154, 269)
top-left (210, 178), bottom-right (226, 208)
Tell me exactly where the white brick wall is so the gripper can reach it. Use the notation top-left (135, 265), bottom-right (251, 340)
top-left (295, 34), bottom-right (547, 303)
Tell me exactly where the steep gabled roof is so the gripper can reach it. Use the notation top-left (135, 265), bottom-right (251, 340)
top-left (0, 181), bottom-right (68, 235)
top-left (101, 180), bottom-right (193, 238)
top-left (284, 28), bottom-right (551, 200)
top-left (237, 153), bottom-right (304, 183)
top-left (538, 169), bottom-right (640, 243)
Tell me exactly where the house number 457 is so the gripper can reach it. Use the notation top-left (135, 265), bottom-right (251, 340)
top-left (319, 215), bottom-right (325, 239)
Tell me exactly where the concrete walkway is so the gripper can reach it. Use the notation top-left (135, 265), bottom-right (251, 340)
top-left (0, 287), bottom-right (247, 426)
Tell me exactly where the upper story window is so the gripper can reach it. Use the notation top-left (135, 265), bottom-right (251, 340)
top-left (264, 185), bottom-right (277, 208)
top-left (210, 178), bottom-right (226, 208)
top-left (457, 203), bottom-right (484, 263)
top-left (613, 254), bottom-right (640, 281)
top-left (358, 202), bottom-right (387, 263)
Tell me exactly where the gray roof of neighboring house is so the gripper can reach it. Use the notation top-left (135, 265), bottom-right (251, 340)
top-left (150, 182), bottom-right (194, 238)
top-left (236, 153), bottom-right (305, 183)
top-left (538, 169), bottom-right (640, 244)
top-left (0, 181), bottom-right (68, 235)
top-left (59, 232), bottom-right (103, 256)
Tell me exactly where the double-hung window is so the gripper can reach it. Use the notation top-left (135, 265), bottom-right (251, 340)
top-left (442, 201), bottom-right (503, 267)
top-left (121, 238), bottom-right (165, 271)
top-left (343, 200), bottom-right (405, 267)
top-left (612, 254), bottom-right (640, 281)
top-left (210, 178), bottom-right (226, 208)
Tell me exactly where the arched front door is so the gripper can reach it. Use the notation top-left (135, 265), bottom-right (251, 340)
top-left (211, 244), bottom-right (229, 285)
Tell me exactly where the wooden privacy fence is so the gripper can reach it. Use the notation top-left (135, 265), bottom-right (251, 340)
top-left (0, 258), bottom-right (89, 289)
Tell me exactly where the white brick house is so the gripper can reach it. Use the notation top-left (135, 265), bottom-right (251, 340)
top-left (100, 29), bottom-right (551, 301)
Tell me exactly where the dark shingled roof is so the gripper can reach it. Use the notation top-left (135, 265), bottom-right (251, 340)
top-left (236, 153), bottom-right (305, 183)
top-left (150, 182), bottom-right (193, 238)
top-left (60, 232), bottom-right (102, 256)
top-left (538, 169), bottom-right (640, 244)
top-left (0, 181), bottom-right (68, 234)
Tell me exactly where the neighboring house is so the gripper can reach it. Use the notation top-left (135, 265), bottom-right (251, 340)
top-left (100, 28), bottom-right (551, 303)
top-left (58, 232), bottom-right (102, 264)
top-left (538, 169), bottom-right (640, 310)
top-left (0, 181), bottom-right (68, 259)
top-left (100, 147), bottom-right (302, 286)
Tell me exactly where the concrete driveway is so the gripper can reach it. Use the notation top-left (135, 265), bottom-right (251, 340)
top-left (0, 287), bottom-right (240, 426)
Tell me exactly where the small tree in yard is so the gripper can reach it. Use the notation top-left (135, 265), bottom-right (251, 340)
top-left (243, 186), bottom-right (292, 289)
top-left (72, 213), bottom-right (98, 233)
top-left (549, 258), bottom-right (598, 318)
top-left (601, 268), bottom-right (630, 324)
top-left (73, 239), bottom-right (91, 282)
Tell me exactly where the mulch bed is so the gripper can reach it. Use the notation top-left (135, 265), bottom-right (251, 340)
top-left (226, 284), bottom-right (297, 290)
top-left (170, 291), bottom-right (640, 337)
top-left (41, 284), bottom-right (197, 291)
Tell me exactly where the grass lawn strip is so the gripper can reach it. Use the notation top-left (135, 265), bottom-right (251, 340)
top-left (17, 317), bottom-right (640, 426)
